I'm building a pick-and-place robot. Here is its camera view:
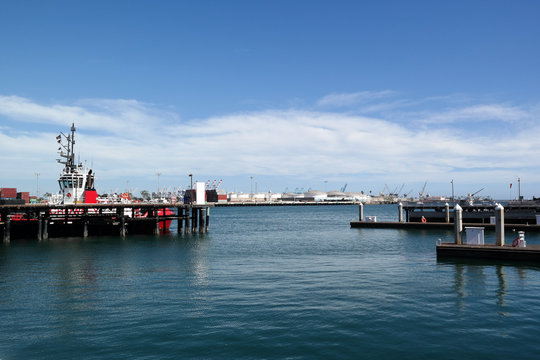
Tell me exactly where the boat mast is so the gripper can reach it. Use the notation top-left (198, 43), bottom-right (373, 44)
top-left (57, 123), bottom-right (76, 171)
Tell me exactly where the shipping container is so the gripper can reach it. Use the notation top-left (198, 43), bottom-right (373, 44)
top-left (0, 187), bottom-right (17, 199)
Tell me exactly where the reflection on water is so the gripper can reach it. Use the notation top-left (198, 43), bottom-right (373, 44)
top-left (439, 258), bottom-right (540, 314)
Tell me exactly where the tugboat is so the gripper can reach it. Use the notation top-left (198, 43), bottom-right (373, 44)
top-left (53, 123), bottom-right (98, 204)
top-left (51, 123), bottom-right (173, 232)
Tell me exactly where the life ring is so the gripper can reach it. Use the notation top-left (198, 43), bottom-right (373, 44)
top-left (121, 193), bottom-right (129, 200)
top-left (512, 237), bottom-right (520, 247)
top-left (421, 216), bottom-right (427, 223)
top-left (67, 193), bottom-right (72, 198)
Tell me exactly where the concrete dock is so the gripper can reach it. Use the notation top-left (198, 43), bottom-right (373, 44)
top-left (436, 242), bottom-right (540, 261)
top-left (350, 221), bottom-right (540, 232)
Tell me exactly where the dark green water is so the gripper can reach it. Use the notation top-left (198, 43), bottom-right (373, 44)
top-left (1, 205), bottom-right (540, 359)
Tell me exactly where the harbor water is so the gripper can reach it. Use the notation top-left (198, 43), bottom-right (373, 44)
top-left (2, 204), bottom-right (540, 359)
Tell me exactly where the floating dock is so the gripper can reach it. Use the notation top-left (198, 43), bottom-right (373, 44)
top-left (436, 242), bottom-right (540, 261)
top-left (350, 221), bottom-right (540, 232)
top-left (0, 203), bottom-right (212, 242)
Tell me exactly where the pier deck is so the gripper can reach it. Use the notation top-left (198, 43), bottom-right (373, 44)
top-left (0, 203), bottom-right (212, 242)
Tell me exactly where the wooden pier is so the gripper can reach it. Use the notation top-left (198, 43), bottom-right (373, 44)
top-left (0, 203), bottom-right (212, 242)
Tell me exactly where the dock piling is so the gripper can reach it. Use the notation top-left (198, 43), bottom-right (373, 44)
top-left (4, 218), bottom-right (11, 243)
top-left (398, 202), bottom-right (403, 223)
top-left (177, 207), bottom-right (183, 234)
top-left (454, 204), bottom-right (463, 244)
top-left (359, 203), bottom-right (364, 222)
top-left (205, 207), bottom-right (210, 232)
top-left (445, 203), bottom-right (450, 223)
top-left (495, 203), bottom-right (505, 246)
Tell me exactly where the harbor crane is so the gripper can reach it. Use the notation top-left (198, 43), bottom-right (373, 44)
top-left (341, 184), bottom-right (348, 192)
top-left (419, 181), bottom-right (428, 202)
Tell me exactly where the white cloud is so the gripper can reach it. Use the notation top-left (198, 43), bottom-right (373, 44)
top-left (1, 95), bottom-right (540, 196)
top-left (418, 104), bottom-right (531, 124)
top-left (317, 90), bottom-right (396, 107)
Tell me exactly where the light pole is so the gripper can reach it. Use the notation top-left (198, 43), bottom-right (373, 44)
top-left (35, 172), bottom-right (40, 199)
top-left (518, 177), bottom-right (521, 202)
top-left (451, 179), bottom-right (454, 204)
top-left (189, 174), bottom-right (193, 205)
top-left (250, 176), bottom-right (254, 200)
top-left (156, 172), bottom-right (162, 199)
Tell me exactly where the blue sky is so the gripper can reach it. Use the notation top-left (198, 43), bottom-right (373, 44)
top-left (1, 0), bottom-right (539, 199)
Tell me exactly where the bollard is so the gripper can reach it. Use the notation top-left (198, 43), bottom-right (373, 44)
top-left (359, 203), bottom-right (364, 222)
top-left (454, 204), bottom-right (463, 244)
top-left (398, 202), bottom-right (403, 223)
top-left (445, 203), bottom-right (450, 223)
top-left (495, 203), bottom-right (505, 246)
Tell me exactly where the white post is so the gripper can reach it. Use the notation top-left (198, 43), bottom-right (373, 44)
top-left (359, 203), bottom-right (364, 221)
top-left (398, 202), bottom-right (403, 223)
top-left (454, 204), bottom-right (463, 244)
top-left (495, 203), bottom-right (505, 246)
top-left (445, 203), bottom-right (450, 223)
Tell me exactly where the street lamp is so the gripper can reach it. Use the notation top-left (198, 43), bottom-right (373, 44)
top-left (189, 174), bottom-right (193, 206)
top-left (156, 172), bottom-right (162, 198)
top-left (35, 172), bottom-right (40, 199)
top-left (451, 179), bottom-right (454, 204)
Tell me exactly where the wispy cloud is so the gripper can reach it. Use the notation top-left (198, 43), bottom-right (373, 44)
top-left (316, 90), bottom-right (396, 107)
top-left (417, 104), bottom-right (532, 124)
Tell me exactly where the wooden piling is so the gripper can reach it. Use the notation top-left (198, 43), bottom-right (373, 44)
top-left (154, 208), bottom-right (160, 235)
top-left (120, 216), bottom-right (127, 237)
top-left (205, 207), bottom-right (210, 232)
top-left (192, 208), bottom-right (198, 233)
top-left (37, 217), bottom-right (43, 241)
top-left (4, 218), bottom-right (11, 243)
top-left (184, 208), bottom-right (190, 234)
top-left (198, 208), bottom-right (204, 233)
top-left (177, 207), bottom-right (183, 234)
top-left (83, 220), bottom-right (88, 238)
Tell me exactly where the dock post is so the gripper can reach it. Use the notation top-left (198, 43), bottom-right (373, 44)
top-left (177, 207), bottom-right (183, 234)
top-left (42, 218), bottom-right (48, 240)
top-left (4, 218), bottom-right (11, 243)
top-left (199, 208), bottom-right (205, 233)
top-left (398, 202), bottom-right (403, 223)
top-left (185, 208), bottom-right (190, 234)
top-left (154, 209), bottom-right (160, 236)
top-left (445, 203), bottom-right (450, 223)
top-left (454, 204), bottom-right (463, 244)
top-left (83, 220), bottom-right (88, 238)
top-left (120, 216), bottom-right (127, 238)
top-left (205, 207), bottom-right (210, 232)
top-left (192, 208), bottom-right (198, 233)
top-left (359, 203), bottom-right (364, 221)
top-left (4, 219), bottom-right (10, 243)
top-left (495, 203), bottom-right (505, 246)
top-left (37, 216), bottom-right (43, 241)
